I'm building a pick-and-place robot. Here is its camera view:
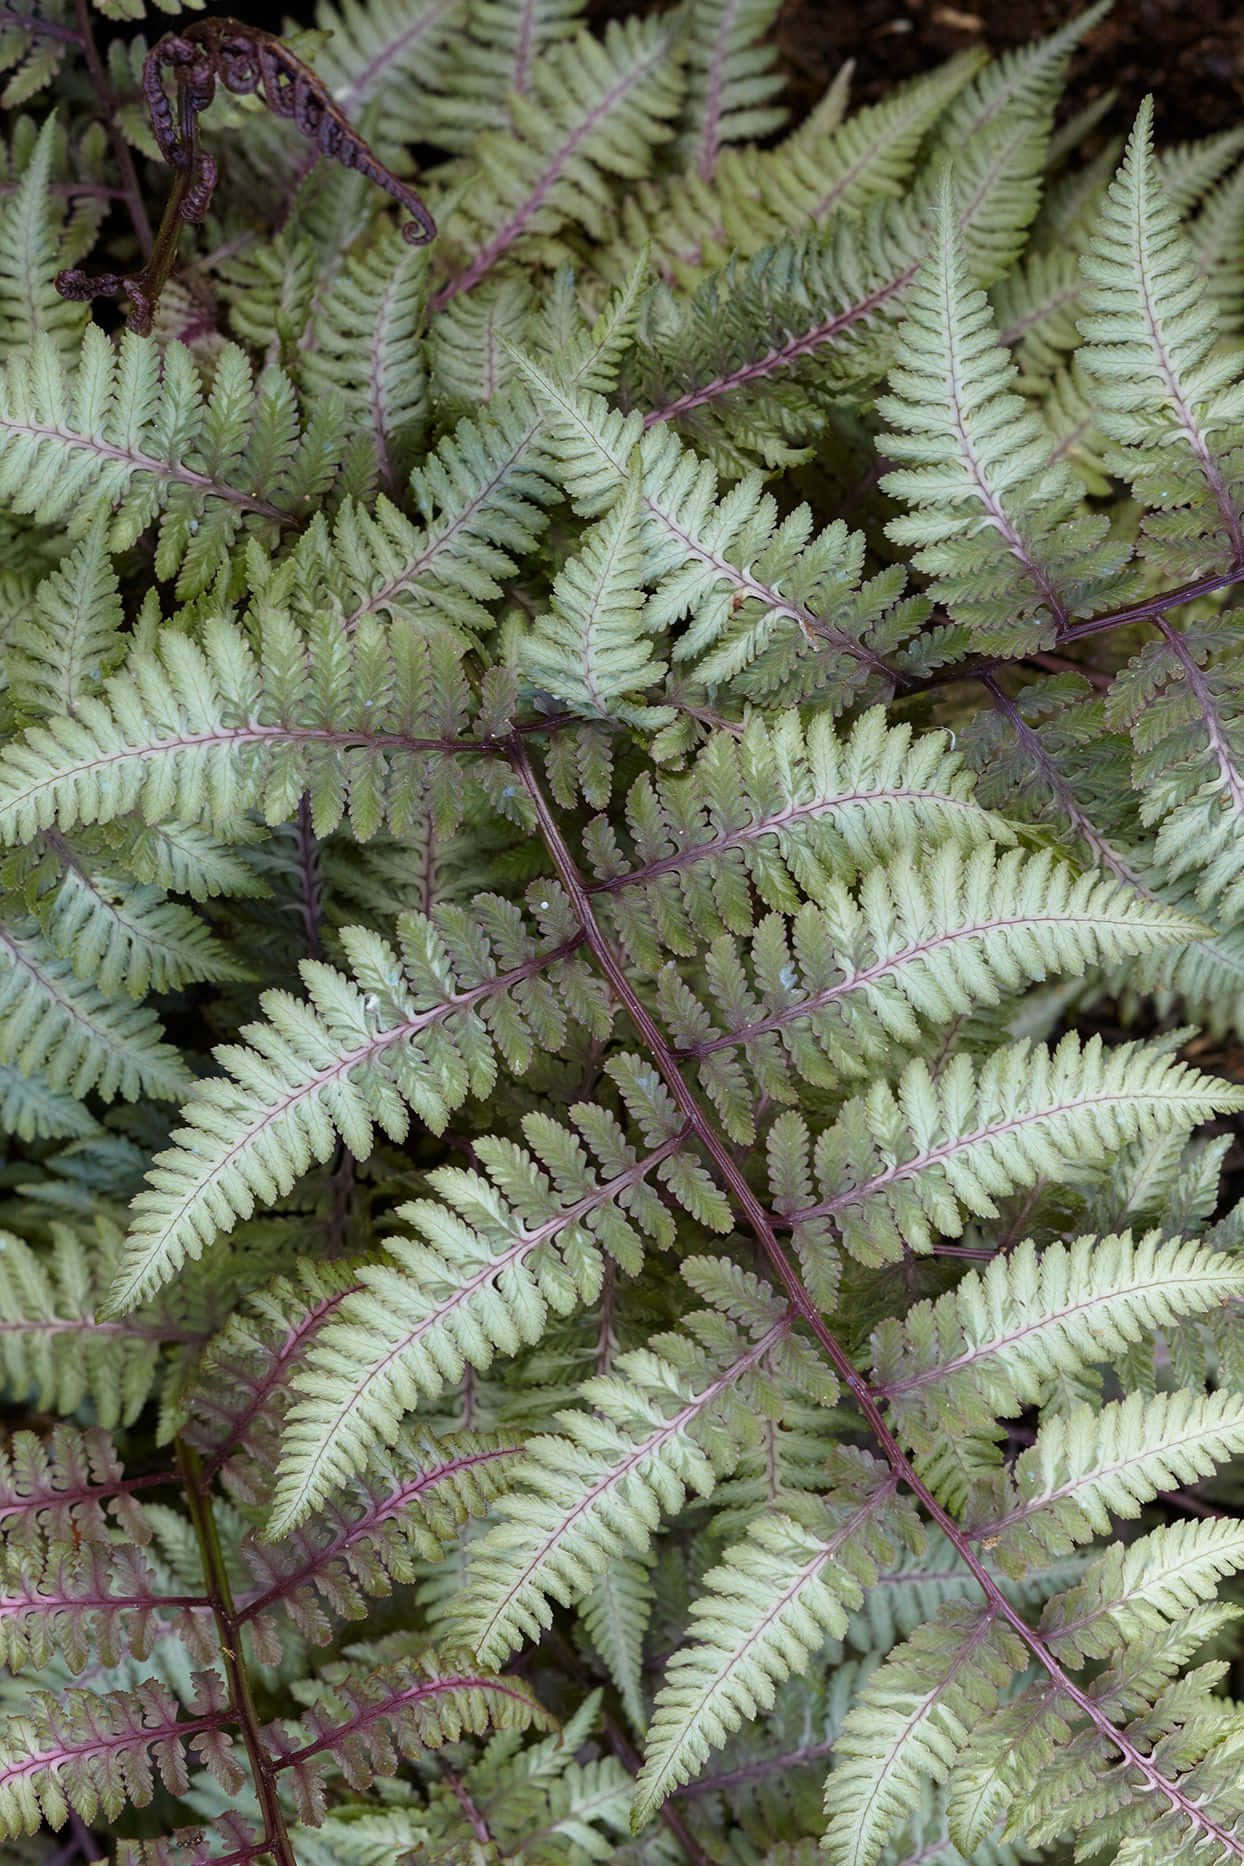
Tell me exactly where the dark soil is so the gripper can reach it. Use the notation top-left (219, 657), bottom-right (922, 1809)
top-left (588, 0), bottom-right (1244, 145)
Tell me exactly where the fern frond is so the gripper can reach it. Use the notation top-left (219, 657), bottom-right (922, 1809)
top-left (236, 1433), bottom-right (520, 1645)
top-left (773, 1034), bottom-right (1244, 1265)
top-left (656, 845), bottom-right (1201, 1143)
top-left (1040, 1517), bottom-right (1244, 1664)
top-left (580, 1553), bottom-right (653, 1731)
top-left (458, 1281), bottom-right (800, 1665)
top-left (0, 917), bottom-right (189, 1101)
top-left (0, 1227), bottom-right (190, 1427)
top-left (0, 4), bottom-right (74, 106)
top-left (266, 1653), bottom-right (553, 1826)
top-left (0, 1059), bottom-right (98, 1139)
top-left (822, 1603), bottom-right (1021, 1866)
top-left (585, 708), bottom-right (1011, 969)
top-left (0, 113), bottom-right (86, 358)
top-left (13, 835), bottom-right (243, 997)
top-left (973, 1390), bottom-right (1244, 1570)
top-left (879, 174), bottom-right (1129, 653)
top-left (635, 1453), bottom-right (914, 1819)
top-left (432, 17), bottom-right (685, 306)
top-left (108, 892), bottom-right (607, 1313)
top-left (873, 1231), bottom-right (1244, 1457)
top-left (521, 461), bottom-right (669, 721)
top-left (426, 0), bottom-right (587, 150)
top-left (512, 351), bottom-right (921, 698)
top-left (300, 0), bottom-right (468, 160)
top-left (0, 329), bottom-right (341, 597)
top-left (0, 1426), bottom-right (152, 1555)
top-left (5, 513), bottom-right (124, 721)
top-left (1106, 611), bottom-right (1244, 922)
top-left (327, 258), bottom-right (662, 638)
top-left (0, 1670), bottom-right (241, 1838)
top-left (625, 13), bottom-right (1095, 460)
top-left (741, 52), bottom-right (981, 250)
top-left (674, 0), bottom-right (786, 183)
top-left (0, 613), bottom-right (486, 848)
top-left (1079, 96), bottom-right (1244, 576)
top-left (0, 1539), bottom-right (214, 1675)
top-left (299, 225), bottom-right (428, 498)
top-left (272, 1057), bottom-right (727, 1530)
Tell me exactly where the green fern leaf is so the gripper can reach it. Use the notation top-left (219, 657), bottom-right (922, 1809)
top-left (458, 1280), bottom-right (799, 1665)
top-left (674, 0), bottom-right (786, 182)
top-left (106, 895), bottom-right (608, 1313)
top-left (0, 918), bottom-right (188, 1101)
top-left (635, 1452), bottom-right (915, 1820)
top-left (521, 461), bottom-right (668, 721)
top-left (270, 1061), bottom-right (725, 1531)
top-left (822, 1603), bottom-right (1023, 1866)
top-left (656, 845), bottom-right (1202, 1143)
top-left (773, 1034), bottom-right (1244, 1265)
top-left (973, 1390), bottom-right (1244, 1569)
top-left (5, 514), bottom-right (125, 721)
top-left (879, 173), bottom-right (1129, 653)
top-left (1079, 96), bottom-right (1244, 576)
top-left (874, 1230), bottom-right (1244, 1456)
top-left (0, 329), bottom-right (341, 598)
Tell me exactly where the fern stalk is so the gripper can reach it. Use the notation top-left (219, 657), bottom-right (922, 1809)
top-left (176, 1440), bottom-right (298, 1866)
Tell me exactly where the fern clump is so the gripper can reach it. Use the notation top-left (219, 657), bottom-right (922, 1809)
top-left (2, 3), bottom-right (1244, 1864)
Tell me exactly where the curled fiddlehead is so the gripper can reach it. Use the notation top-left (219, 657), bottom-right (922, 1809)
top-left (56, 16), bottom-right (437, 336)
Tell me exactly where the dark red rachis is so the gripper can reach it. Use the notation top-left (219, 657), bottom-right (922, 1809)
top-left (56, 17), bottom-right (436, 335)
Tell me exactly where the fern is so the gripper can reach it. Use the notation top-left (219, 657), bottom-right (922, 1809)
top-left (0, 329), bottom-right (343, 597)
top-left (2, 7), bottom-right (1244, 1864)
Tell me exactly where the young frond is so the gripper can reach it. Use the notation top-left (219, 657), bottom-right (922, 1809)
top-left (879, 174), bottom-right (1129, 653)
top-left (1079, 96), bottom-right (1244, 575)
top-left (458, 1283), bottom-right (803, 1665)
top-left (635, 1453), bottom-right (915, 1820)
top-left (656, 844), bottom-right (1201, 1143)
top-left (109, 892), bottom-right (608, 1314)
top-left (772, 1034), bottom-right (1244, 1265)
top-left (0, 329), bottom-right (341, 597)
top-left (270, 1060), bottom-right (730, 1531)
